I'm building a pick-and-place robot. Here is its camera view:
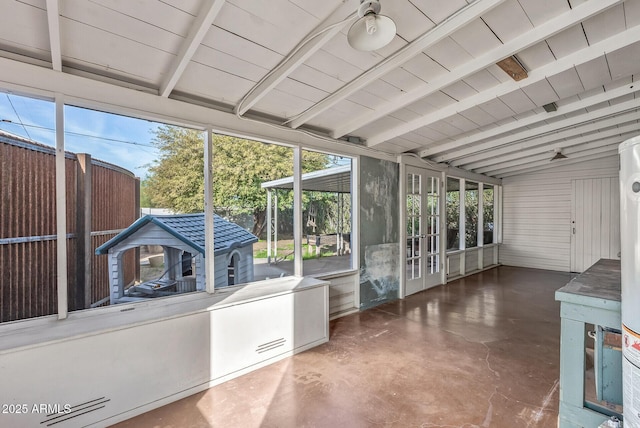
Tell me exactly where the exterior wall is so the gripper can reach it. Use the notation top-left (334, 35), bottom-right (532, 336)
top-left (358, 156), bottom-right (400, 310)
top-left (500, 155), bottom-right (619, 272)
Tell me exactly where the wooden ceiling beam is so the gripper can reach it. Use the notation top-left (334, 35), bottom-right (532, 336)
top-left (45, 0), bottom-right (62, 71)
top-left (360, 0), bottom-right (623, 147)
top-left (159, 0), bottom-right (225, 98)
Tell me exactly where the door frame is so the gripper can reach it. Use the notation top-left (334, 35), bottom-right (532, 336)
top-left (400, 164), bottom-right (446, 298)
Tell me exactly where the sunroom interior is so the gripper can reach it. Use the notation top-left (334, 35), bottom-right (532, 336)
top-left (0, 0), bottom-right (638, 426)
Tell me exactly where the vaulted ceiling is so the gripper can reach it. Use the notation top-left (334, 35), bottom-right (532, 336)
top-left (1, 0), bottom-right (638, 178)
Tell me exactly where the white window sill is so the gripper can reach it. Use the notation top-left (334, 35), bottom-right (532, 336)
top-left (0, 276), bottom-right (328, 354)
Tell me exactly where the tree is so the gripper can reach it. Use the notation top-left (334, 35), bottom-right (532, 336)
top-left (144, 126), bottom-right (328, 236)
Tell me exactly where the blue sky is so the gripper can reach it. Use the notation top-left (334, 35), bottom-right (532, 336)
top-left (0, 93), bottom-right (161, 178)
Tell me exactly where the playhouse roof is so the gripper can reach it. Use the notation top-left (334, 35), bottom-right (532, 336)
top-left (96, 213), bottom-right (257, 256)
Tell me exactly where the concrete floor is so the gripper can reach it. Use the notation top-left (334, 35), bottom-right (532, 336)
top-left (113, 266), bottom-right (572, 428)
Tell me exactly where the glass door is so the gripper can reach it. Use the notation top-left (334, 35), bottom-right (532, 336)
top-left (406, 166), bottom-right (441, 296)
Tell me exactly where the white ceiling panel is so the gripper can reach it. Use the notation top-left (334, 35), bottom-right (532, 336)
top-left (414, 125), bottom-right (448, 141)
top-left (424, 120), bottom-right (464, 138)
top-left (443, 114), bottom-right (482, 133)
top-left (608, 93), bottom-right (637, 106)
top-left (383, 0), bottom-right (435, 42)
top-left (516, 41), bottom-right (556, 71)
top-left (606, 41), bottom-right (640, 81)
top-left (449, 18), bottom-right (502, 58)
top-left (460, 106), bottom-right (501, 127)
top-left (409, 0), bottom-right (468, 24)
top-left (486, 64), bottom-right (513, 83)
top-left (360, 79), bottom-right (407, 102)
top-left (440, 81), bottom-right (477, 101)
top-left (353, 115), bottom-right (405, 139)
top-left (400, 131), bottom-right (434, 146)
top-left (546, 24), bottom-right (589, 59)
top-left (288, 64), bottom-right (344, 93)
top-left (174, 61), bottom-right (253, 104)
top-left (389, 108), bottom-right (422, 123)
top-left (60, 1), bottom-right (184, 54)
top-left (547, 68), bottom-right (585, 99)
top-left (463, 69), bottom-right (501, 92)
top-left (585, 101), bottom-right (614, 113)
top-left (320, 35), bottom-right (383, 72)
top-left (423, 37), bottom-right (474, 70)
top-left (481, 0), bottom-right (532, 43)
top-left (479, 98), bottom-right (516, 120)
top-left (401, 54), bottom-right (449, 84)
top-left (582, 4), bottom-right (626, 44)
top-left (516, 0), bottom-right (570, 27)
top-left (624, 0), bottom-right (640, 28)
top-left (288, 0), bottom-right (345, 20)
top-left (303, 49), bottom-right (363, 83)
top-left (253, 88), bottom-right (317, 118)
top-left (346, 89), bottom-right (387, 111)
top-left (575, 56), bottom-right (612, 91)
top-left (380, 68), bottom-right (427, 93)
top-left (521, 79), bottom-right (560, 107)
top-left (405, 98), bottom-right (438, 116)
top-left (604, 76), bottom-right (634, 91)
top-left (0, 1), bottom-right (49, 56)
top-left (307, 102), bottom-right (373, 131)
top-left (202, 27), bottom-right (283, 72)
top-left (421, 91), bottom-right (458, 109)
top-left (59, 18), bottom-right (172, 83)
top-left (275, 77), bottom-right (329, 103)
top-left (191, 45), bottom-right (268, 83)
top-left (499, 89), bottom-right (538, 114)
top-left (376, 138), bottom-right (417, 152)
top-left (214, 2), bottom-right (316, 56)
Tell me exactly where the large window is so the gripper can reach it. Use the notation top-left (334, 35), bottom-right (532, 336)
top-left (300, 151), bottom-right (353, 276)
top-left (465, 181), bottom-right (479, 248)
top-left (483, 185), bottom-right (494, 245)
top-left (446, 177), bottom-right (460, 251)
top-left (214, 135), bottom-right (295, 280)
top-left (1, 93), bottom-right (357, 323)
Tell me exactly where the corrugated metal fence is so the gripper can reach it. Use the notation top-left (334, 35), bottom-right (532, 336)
top-left (0, 134), bottom-right (138, 322)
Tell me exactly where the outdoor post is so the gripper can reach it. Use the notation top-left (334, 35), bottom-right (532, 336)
top-left (76, 153), bottom-right (92, 310)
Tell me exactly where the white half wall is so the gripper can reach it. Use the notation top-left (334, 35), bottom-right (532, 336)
top-left (500, 155), bottom-right (619, 271)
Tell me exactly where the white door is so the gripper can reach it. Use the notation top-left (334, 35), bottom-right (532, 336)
top-left (570, 177), bottom-right (621, 272)
top-left (406, 167), bottom-right (441, 296)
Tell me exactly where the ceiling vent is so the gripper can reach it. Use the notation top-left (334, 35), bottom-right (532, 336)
top-left (543, 102), bottom-right (558, 113)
